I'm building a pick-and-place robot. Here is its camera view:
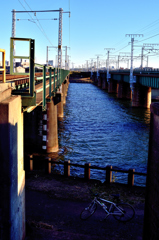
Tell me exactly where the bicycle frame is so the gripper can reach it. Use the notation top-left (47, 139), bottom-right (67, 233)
top-left (94, 197), bottom-right (124, 218)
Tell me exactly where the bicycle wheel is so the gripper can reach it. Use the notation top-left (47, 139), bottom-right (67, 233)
top-left (80, 201), bottom-right (97, 220)
top-left (113, 203), bottom-right (135, 222)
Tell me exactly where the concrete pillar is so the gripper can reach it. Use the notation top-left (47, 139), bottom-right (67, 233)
top-left (62, 83), bottom-right (66, 104)
top-left (65, 76), bottom-right (69, 95)
top-left (57, 85), bottom-right (64, 119)
top-left (92, 74), bottom-right (98, 86)
top-left (102, 77), bottom-right (108, 90)
top-left (132, 83), bottom-right (151, 108)
top-left (46, 98), bottom-right (58, 153)
top-left (108, 79), bottom-right (118, 93)
top-left (117, 81), bottom-right (132, 99)
top-left (24, 106), bottom-right (43, 152)
top-left (0, 84), bottom-right (25, 240)
top-left (143, 103), bottom-right (159, 239)
top-left (97, 77), bottom-right (102, 87)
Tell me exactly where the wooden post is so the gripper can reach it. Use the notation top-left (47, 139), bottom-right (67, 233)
top-left (106, 165), bottom-right (112, 184)
top-left (128, 168), bottom-right (135, 186)
top-left (29, 155), bottom-right (33, 171)
top-left (64, 160), bottom-right (70, 177)
top-left (84, 163), bottom-right (91, 180)
top-left (45, 157), bottom-right (52, 174)
top-left (48, 157), bottom-right (52, 174)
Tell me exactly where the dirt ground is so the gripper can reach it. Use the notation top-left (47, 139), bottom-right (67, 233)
top-left (25, 171), bottom-right (145, 240)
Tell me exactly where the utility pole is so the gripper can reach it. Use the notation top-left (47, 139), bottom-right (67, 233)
top-left (125, 34), bottom-right (143, 88)
top-left (12, 8), bottom-right (70, 69)
top-left (95, 54), bottom-right (102, 77)
top-left (58, 8), bottom-right (63, 68)
top-left (63, 46), bottom-right (70, 70)
top-left (67, 55), bottom-right (70, 69)
top-left (119, 53), bottom-right (131, 69)
top-left (72, 62), bottom-right (75, 70)
top-left (12, 9), bottom-right (16, 71)
top-left (104, 48), bottom-right (115, 81)
top-left (90, 58), bottom-right (96, 77)
top-left (141, 43), bottom-right (159, 69)
top-left (46, 46), bottom-right (58, 67)
top-left (85, 60), bottom-right (89, 71)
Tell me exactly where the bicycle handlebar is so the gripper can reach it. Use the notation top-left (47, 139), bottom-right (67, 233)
top-left (88, 188), bottom-right (120, 200)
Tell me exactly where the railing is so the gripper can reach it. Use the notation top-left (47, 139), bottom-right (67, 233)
top-left (25, 155), bottom-right (147, 187)
top-left (0, 48), bottom-right (6, 83)
top-left (34, 64), bottom-right (69, 110)
top-left (10, 37), bottom-right (70, 111)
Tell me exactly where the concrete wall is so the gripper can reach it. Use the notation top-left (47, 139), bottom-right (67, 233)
top-left (24, 106), bottom-right (43, 152)
top-left (0, 84), bottom-right (25, 240)
top-left (143, 102), bottom-right (159, 239)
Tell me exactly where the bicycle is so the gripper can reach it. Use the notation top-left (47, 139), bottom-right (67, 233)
top-left (80, 189), bottom-right (135, 222)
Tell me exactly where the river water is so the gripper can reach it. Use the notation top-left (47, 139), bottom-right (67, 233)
top-left (57, 83), bottom-right (150, 186)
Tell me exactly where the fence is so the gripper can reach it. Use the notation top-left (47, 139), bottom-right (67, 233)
top-left (25, 155), bottom-right (147, 187)
top-left (0, 48), bottom-right (6, 83)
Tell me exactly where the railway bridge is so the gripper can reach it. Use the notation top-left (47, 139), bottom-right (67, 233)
top-left (92, 69), bottom-right (159, 108)
top-left (0, 37), bottom-right (70, 240)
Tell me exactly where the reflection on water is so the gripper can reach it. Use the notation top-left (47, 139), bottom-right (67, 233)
top-left (58, 83), bottom-right (150, 186)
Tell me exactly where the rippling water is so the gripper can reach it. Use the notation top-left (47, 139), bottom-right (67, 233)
top-left (58, 83), bottom-right (150, 186)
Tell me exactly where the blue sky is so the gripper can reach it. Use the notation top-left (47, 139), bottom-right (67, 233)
top-left (1, 0), bottom-right (159, 68)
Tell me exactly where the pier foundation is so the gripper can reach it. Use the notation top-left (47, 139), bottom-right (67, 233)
top-left (0, 83), bottom-right (25, 240)
top-left (117, 81), bottom-right (132, 99)
top-left (143, 102), bottom-right (159, 239)
top-left (132, 83), bottom-right (151, 108)
top-left (102, 78), bottom-right (108, 90)
top-left (97, 77), bottom-right (102, 87)
top-left (57, 90), bottom-right (64, 118)
top-left (46, 98), bottom-right (58, 153)
top-left (108, 79), bottom-right (118, 93)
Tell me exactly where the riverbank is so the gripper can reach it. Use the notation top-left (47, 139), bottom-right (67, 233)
top-left (69, 77), bottom-right (93, 83)
top-left (25, 171), bottom-right (145, 240)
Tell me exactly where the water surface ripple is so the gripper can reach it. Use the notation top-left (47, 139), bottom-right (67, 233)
top-left (58, 83), bottom-right (150, 186)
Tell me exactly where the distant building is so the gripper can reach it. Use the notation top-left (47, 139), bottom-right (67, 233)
top-left (15, 66), bottom-right (25, 73)
top-left (48, 60), bottom-right (54, 67)
top-left (5, 61), bottom-right (9, 66)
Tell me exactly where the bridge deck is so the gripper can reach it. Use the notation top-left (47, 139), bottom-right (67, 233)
top-left (0, 73), bottom-right (58, 112)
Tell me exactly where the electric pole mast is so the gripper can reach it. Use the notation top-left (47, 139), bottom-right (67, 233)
top-left (104, 48), bottom-right (115, 81)
top-left (95, 54), bottom-right (102, 77)
top-left (141, 43), bottom-right (159, 69)
top-left (126, 34), bottom-right (143, 88)
top-left (63, 46), bottom-right (70, 70)
top-left (12, 9), bottom-right (16, 71)
top-left (58, 8), bottom-right (63, 68)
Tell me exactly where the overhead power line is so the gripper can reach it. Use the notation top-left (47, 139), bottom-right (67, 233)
top-left (17, 0), bottom-right (57, 46)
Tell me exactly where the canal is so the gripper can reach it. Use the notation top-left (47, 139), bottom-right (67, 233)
top-left (57, 83), bottom-right (150, 186)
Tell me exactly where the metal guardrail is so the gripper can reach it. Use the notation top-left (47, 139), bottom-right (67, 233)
top-left (10, 37), bottom-right (70, 111)
top-left (0, 48), bottom-right (6, 83)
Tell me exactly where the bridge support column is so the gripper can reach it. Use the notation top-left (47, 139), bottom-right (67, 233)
top-left (117, 81), bottom-right (132, 99)
top-left (92, 74), bottom-right (98, 85)
top-left (46, 98), bottom-right (58, 153)
top-left (62, 82), bottom-right (66, 104)
top-left (65, 76), bottom-right (69, 95)
top-left (143, 103), bottom-right (159, 239)
top-left (97, 77), bottom-right (102, 87)
top-left (24, 106), bottom-right (43, 152)
top-left (0, 84), bottom-right (25, 240)
top-left (102, 77), bottom-right (108, 90)
top-left (108, 79), bottom-right (118, 93)
top-left (132, 83), bottom-right (151, 108)
top-left (57, 85), bottom-right (64, 118)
